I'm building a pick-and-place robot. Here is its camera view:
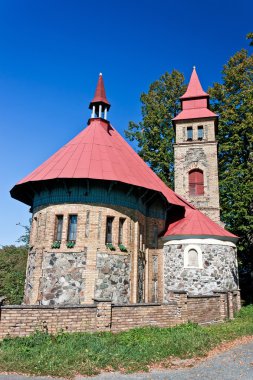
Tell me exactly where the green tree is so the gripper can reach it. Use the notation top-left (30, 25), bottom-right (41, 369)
top-left (125, 70), bottom-right (186, 186)
top-left (0, 245), bottom-right (28, 304)
top-left (209, 48), bottom-right (253, 270)
top-left (16, 219), bottom-right (31, 248)
top-left (246, 32), bottom-right (253, 47)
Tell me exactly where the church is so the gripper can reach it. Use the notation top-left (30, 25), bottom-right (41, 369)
top-left (10, 68), bottom-right (239, 306)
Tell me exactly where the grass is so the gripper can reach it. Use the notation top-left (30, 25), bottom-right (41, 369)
top-left (0, 305), bottom-right (252, 378)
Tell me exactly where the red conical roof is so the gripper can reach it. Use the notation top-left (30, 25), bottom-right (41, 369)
top-left (180, 67), bottom-right (208, 99)
top-left (11, 118), bottom-right (189, 209)
top-left (164, 207), bottom-right (238, 242)
top-left (173, 67), bottom-right (217, 122)
top-left (89, 73), bottom-right (110, 109)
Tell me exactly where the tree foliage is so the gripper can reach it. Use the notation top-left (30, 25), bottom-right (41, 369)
top-left (209, 49), bottom-right (253, 268)
top-left (246, 32), bottom-right (253, 47)
top-left (16, 219), bottom-right (31, 248)
top-left (125, 70), bottom-right (186, 186)
top-left (0, 245), bottom-right (28, 304)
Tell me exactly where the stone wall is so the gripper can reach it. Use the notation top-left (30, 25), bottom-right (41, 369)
top-left (164, 240), bottom-right (239, 297)
top-left (40, 251), bottom-right (87, 305)
top-left (95, 253), bottom-right (130, 304)
top-left (0, 291), bottom-right (240, 339)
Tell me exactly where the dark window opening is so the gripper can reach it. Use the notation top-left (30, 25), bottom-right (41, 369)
top-left (189, 169), bottom-right (204, 196)
top-left (118, 218), bottom-right (125, 245)
top-left (106, 216), bottom-right (114, 244)
top-left (55, 215), bottom-right (63, 241)
top-left (187, 127), bottom-right (193, 141)
top-left (68, 215), bottom-right (78, 241)
top-left (152, 225), bottom-right (158, 249)
top-left (198, 126), bottom-right (203, 140)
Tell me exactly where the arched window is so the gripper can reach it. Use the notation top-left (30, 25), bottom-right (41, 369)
top-left (184, 245), bottom-right (203, 268)
top-left (189, 169), bottom-right (204, 196)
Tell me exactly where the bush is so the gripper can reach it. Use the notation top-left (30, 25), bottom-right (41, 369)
top-left (0, 245), bottom-right (28, 304)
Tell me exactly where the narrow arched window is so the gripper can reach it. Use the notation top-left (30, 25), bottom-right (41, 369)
top-left (189, 169), bottom-right (204, 196)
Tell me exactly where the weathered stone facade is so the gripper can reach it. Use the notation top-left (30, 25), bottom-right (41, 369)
top-left (25, 200), bottom-right (165, 305)
top-left (174, 118), bottom-right (220, 223)
top-left (163, 239), bottom-right (239, 298)
top-left (40, 251), bottom-right (87, 305)
top-left (95, 252), bottom-right (130, 304)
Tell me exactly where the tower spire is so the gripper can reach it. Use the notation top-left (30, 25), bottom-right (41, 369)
top-left (180, 67), bottom-right (208, 99)
top-left (89, 73), bottom-right (111, 120)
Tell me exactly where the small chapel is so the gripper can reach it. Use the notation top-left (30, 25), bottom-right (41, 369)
top-left (10, 68), bottom-right (240, 306)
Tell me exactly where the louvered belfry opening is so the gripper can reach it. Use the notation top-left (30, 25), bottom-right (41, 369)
top-left (189, 169), bottom-right (204, 196)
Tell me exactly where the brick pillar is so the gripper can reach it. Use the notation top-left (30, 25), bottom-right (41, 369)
top-left (94, 299), bottom-right (112, 331)
top-left (171, 291), bottom-right (188, 323)
top-left (227, 291), bottom-right (234, 320)
top-left (214, 291), bottom-right (227, 321)
top-left (84, 249), bottom-right (98, 304)
top-left (233, 290), bottom-right (241, 312)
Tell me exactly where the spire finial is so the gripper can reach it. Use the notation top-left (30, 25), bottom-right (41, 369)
top-left (193, 65), bottom-right (196, 70)
top-left (89, 74), bottom-right (111, 120)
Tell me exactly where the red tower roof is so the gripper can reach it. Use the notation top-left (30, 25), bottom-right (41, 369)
top-left (180, 67), bottom-right (208, 99)
top-left (89, 73), bottom-right (110, 109)
top-left (173, 67), bottom-right (217, 122)
top-left (164, 207), bottom-right (238, 242)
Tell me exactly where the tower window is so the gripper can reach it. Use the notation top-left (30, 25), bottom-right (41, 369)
top-left (198, 126), bottom-right (203, 140)
top-left (68, 215), bottom-right (78, 241)
top-left (106, 216), bottom-right (114, 244)
top-left (54, 215), bottom-right (63, 241)
top-left (118, 218), bottom-right (125, 245)
top-left (189, 169), bottom-right (204, 196)
top-left (187, 127), bottom-right (193, 141)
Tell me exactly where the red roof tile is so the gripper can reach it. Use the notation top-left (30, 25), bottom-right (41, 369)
top-left (173, 107), bottom-right (217, 121)
top-left (164, 207), bottom-right (238, 242)
top-left (12, 118), bottom-right (189, 208)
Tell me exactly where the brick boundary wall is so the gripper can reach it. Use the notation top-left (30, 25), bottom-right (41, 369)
top-left (0, 291), bottom-right (241, 339)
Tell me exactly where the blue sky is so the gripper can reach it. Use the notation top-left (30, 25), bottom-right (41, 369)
top-left (0, 0), bottom-right (252, 245)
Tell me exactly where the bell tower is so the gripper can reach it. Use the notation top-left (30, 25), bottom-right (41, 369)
top-left (173, 67), bottom-right (220, 223)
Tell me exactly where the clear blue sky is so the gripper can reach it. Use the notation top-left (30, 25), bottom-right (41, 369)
top-left (0, 0), bottom-right (252, 246)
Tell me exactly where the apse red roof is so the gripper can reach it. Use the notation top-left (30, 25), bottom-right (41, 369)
top-left (164, 207), bottom-right (238, 242)
top-left (12, 118), bottom-right (189, 209)
top-left (180, 67), bottom-right (208, 99)
top-left (89, 73), bottom-right (110, 108)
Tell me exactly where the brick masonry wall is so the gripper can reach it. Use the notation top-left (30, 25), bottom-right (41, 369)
top-left (0, 291), bottom-right (240, 339)
top-left (187, 296), bottom-right (221, 323)
top-left (0, 305), bottom-right (97, 339)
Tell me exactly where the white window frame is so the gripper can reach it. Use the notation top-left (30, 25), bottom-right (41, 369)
top-left (184, 244), bottom-right (203, 269)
